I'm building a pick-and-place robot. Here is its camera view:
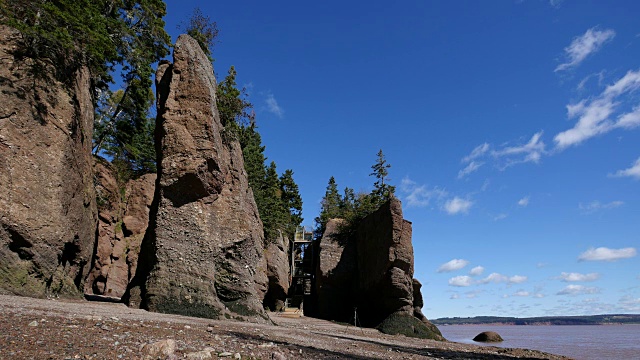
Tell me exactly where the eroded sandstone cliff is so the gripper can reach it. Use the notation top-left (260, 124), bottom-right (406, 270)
top-left (84, 158), bottom-right (155, 299)
top-left (0, 25), bottom-right (96, 297)
top-left (127, 35), bottom-right (268, 321)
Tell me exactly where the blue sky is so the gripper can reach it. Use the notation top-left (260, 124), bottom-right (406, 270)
top-left (161, 0), bottom-right (640, 318)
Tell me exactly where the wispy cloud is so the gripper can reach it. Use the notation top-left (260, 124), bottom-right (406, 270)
top-left (437, 259), bottom-right (469, 273)
top-left (493, 213), bottom-right (508, 221)
top-left (610, 157), bottom-right (640, 179)
top-left (458, 161), bottom-right (483, 179)
top-left (264, 92), bottom-right (284, 118)
top-left (450, 293), bottom-right (460, 300)
top-left (554, 69), bottom-right (640, 149)
top-left (579, 200), bottom-right (624, 213)
top-left (400, 177), bottom-right (447, 207)
top-left (558, 272), bottom-right (601, 282)
top-left (557, 284), bottom-right (601, 296)
top-left (444, 197), bottom-right (473, 215)
top-left (513, 290), bottom-right (530, 297)
top-left (619, 295), bottom-right (640, 312)
top-left (578, 247), bottom-right (637, 262)
top-left (549, 0), bottom-right (565, 8)
top-left (469, 266), bottom-right (485, 276)
top-left (479, 273), bottom-right (528, 285)
top-left (555, 27), bottom-right (616, 72)
top-left (449, 275), bottom-right (473, 287)
top-left (460, 132), bottom-right (546, 174)
top-left (518, 196), bottom-right (530, 207)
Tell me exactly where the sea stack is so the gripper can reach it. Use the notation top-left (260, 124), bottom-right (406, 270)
top-left (127, 34), bottom-right (268, 321)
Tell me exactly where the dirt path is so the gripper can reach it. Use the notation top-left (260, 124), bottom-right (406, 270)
top-left (0, 295), bottom-right (570, 359)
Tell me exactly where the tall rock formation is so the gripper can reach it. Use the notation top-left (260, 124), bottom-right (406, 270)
top-left (312, 219), bottom-right (357, 321)
top-left (354, 198), bottom-right (414, 326)
top-left (263, 231), bottom-right (291, 311)
top-left (311, 198), bottom-right (443, 340)
top-left (84, 158), bottom-right (155, 299)
top-left (0, 25), bottom-right (96, 297)
top-left (127, 35), bottom-right (268, 321)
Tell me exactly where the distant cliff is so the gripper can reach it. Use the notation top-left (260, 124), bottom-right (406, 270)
top-left (432, 314), bottom-right (640, 325)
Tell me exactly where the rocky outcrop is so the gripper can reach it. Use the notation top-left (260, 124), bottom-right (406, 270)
top-left (311, 198), bottom-right (443, 340)
top-left (84, 158), bottom-right (155, 299)
top-left (354, 198), bottom-right (414, 326)
top-left (128, 34), bottom-right (267, 321)
top-left (0, 25), bottom-right (96, 297)
top-left (263, 232), bottom-right (291, 311)
top-left (311, 219), bottom-right (357, 321)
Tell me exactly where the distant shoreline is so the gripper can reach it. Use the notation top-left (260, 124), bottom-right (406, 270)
top-left (432, 314), bottom-right (640, 326)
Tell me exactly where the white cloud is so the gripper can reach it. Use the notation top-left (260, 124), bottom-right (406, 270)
top-left (437, 259), bottom-right (469, 273)
top-left (400, 177), bottom-right (447, 207)
top-left (619, 295), bottom-right (640, 312)
top-left (460, 132), bottom-right (546, 171)
top-left (557, 284), bottom-right (601, 296)
top-left (462, 143), bottom-right (490, 163)
top-left (469, 266), bottom-right (485, 276)
top-left (513, 290), bottom-right (530, 297)
top-left (610, 157), bottom-right (640, 180)
top-left (465, 290), bottom-right (483, 299)
top-left (518, 196), bottom-right (530, 207)
top-left (479, 273), bottom-right (528, 285)
top-left (616, 106), bottom-right (640, 129)
top-left (578, 247), bottom-right (637, 262)
top-left (493, 213), bottom-right (508, 221)
top-left (450, 293), bottom-right (460, 300)
top-left (264, 92), bottom-right (283, 118)
top-left (533, 293), bottom-right (545, 298)
top-left (579, 200), bottom-right (624, 213)
top-left (555, 27), bottom-right (616, 72)
top-left (444, 197), bottom-right (473, 215)
top-left (449, 275), bottom-right (473, 287)
top-left (549, 0), bottom-right (564, 8)
top-left (458, 161), bottom-right (483, 179)
top-left (554, 69), bottom-right (640, 149)
top-left (509, 275), bottom-right (528, 284)
top-left (558, 272), bottom-right (601, 282)
top-left (492, 131), bottom-right (546, 167)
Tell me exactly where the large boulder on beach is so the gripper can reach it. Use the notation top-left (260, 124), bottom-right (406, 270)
top-left (473, 331), bottom-right (504, 342)
top-left (263, 231), bottom-right (291, 311)
top-left (127, 34), bottom-right (267, 321)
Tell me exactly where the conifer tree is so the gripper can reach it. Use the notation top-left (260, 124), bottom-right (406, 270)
top-left (280, 169), bottom-right (303, 237)
top-left (261, 162), bottom-right (288, 241)
top-left (370, 149), bottom-right (396, 207)
top-left (314, 176), bottom-right (342, 237)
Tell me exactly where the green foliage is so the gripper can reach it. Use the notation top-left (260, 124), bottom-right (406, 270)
top-left (314, 150), bottom-right (396, 238)
top-left (93, 88), bottom-right (157, 179)
top-left (217, 66), bottom-right (254, 130)
top-left (180, 7), bottom-right (219, 62)
top-left (279, 169), bottom-right (304, 237)
top-left (369, 149), bottom-right (396, 208)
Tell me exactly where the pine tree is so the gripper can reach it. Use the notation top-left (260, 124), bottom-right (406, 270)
top-left (261, 162), bottom-right (288, 241)
top-left (369, 149), bottom-right (396, 208)
top-left (181, 7), bottom-right (219, 62)
top-left (280, 169), bottom-right (303, 238)
top-left (314, 176), bottom-right (342, 237)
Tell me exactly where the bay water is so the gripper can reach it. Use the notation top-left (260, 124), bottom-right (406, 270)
top-left (438, 324), bottom-right (640, 359)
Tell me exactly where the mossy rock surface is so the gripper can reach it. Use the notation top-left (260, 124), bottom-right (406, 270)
top-left (376, 313), bottom-right (446, 341)
top-left (473, 331), bottom-right (503, 342)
